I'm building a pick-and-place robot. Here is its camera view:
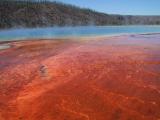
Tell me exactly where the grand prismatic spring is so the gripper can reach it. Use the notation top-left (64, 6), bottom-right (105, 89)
top-left (1, 0), bottom-right (160, 119)
top-left (0, 32), bottom-right (160, 120)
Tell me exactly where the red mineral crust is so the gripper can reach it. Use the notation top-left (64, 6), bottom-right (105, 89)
top-left (0, 34), bottom-right (160, 120)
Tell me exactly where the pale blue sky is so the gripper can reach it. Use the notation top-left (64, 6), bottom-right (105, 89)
top-left (52, 0), bottom-right (160, 15)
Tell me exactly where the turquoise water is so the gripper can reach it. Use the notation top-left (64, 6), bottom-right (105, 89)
top-left (0, 26), bottom-right (160, 41)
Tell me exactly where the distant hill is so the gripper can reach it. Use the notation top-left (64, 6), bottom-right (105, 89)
top-left (0, 0), bottom-right (160, 29)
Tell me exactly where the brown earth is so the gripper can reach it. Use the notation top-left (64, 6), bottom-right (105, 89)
top-left (0, 34), bottom-right (160, 120)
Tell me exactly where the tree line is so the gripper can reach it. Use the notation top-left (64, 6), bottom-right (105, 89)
top-left (0, 0), bottom-right (160, 29)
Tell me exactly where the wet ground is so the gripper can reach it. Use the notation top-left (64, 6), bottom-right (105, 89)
top-left (0, 34), bottom-right (160, 120)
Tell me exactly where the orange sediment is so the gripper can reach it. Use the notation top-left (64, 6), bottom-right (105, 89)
top-left (0, 34), bottom-right (160, 120)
